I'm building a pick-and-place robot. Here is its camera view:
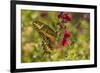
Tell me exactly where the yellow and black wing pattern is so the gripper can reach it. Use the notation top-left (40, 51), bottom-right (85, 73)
top-left (32, 21), bottom-right (57, 53)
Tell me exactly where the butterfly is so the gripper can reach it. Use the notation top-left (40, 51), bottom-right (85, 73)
top-left (32, 21), bottom-right (57, 53)
top-left (32, 20), bottom-right (71, 53)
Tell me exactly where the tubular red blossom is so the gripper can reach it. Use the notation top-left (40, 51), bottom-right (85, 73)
top-left (58, 12), bottom-right (72, 22)
top-left (61, 30), bottom-right (71, 46)
top-left (63, 14), bottom-right (72, 21)
top-left (64, 31), bottom-right (71, 38)
top-left (62, 39), bottom-right (69, 46)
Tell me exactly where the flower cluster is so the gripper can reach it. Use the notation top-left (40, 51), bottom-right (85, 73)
top-left (58, 12), bottom-right (72, 47)
top-left (58, 12), bottom-right (72, 22)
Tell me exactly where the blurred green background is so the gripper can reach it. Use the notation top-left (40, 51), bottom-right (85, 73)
top-left (21, 9), bottom-right (90, 63)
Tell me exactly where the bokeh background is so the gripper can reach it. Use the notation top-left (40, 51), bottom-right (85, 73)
top-left (21, 10), bottom-right (90, 63)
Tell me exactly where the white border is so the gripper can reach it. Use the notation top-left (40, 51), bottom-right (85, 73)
top-left (16, 4), bottom-right (94, 69)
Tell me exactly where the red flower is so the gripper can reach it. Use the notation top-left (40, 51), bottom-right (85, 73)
top-left (64, 31), bottom-right (71, 38)
top-left (62, 39), bottom-right (69, 46)
top-left (61, 30), bottom-right (71, 46)
top-left (58, 12), bottom-right (72, 22)
top-left (63, 14), bottom-right (72, 21)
